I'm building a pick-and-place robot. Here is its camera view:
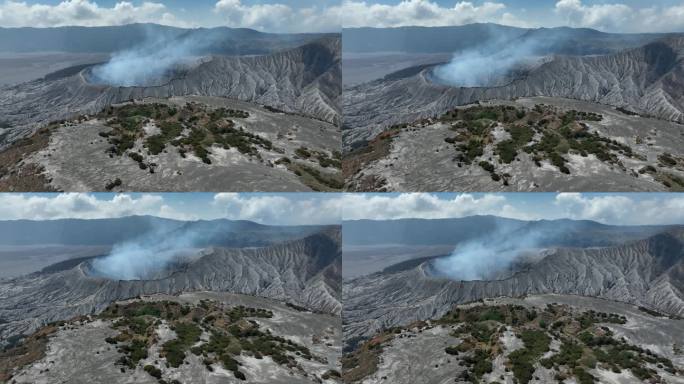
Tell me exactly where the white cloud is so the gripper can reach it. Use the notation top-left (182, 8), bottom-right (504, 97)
top-left (553, 193), bottom-right (684, 225)
top-left (1, 193), bottom-right (682, 227)
top-left (338, 193), bottom-right (684, 226)
top-left (212, 193), bottom-right (342, 225)
top-left (213, 0), bottom-right (340, 32)
top-left (0, 193), bottom-right (342, 225)
top-left (554, 0), bottom-right (631, 31)
top-left (0, 193), bottom-right (191, 221)
top-left (0, 0), bottom-right (188, 28)
top-left (339, 193), bottom-right (530, 221)
top-left (554, 0), bottom-right (684, 33)
top-left (340, 0), bottom-right (525, 28)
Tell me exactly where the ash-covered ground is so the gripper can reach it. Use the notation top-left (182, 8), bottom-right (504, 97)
top-left (0, 218), bottom-right (342, 383)
top-left (3, 292), bottom-right (341, 384)
top-left (0, 31), bottom-right (341, 192)
top-left (342, 52), bottom-right (452, 87)
top-left (345, 97), bottom-right (684, 192)
top-left (343, 295), bottom-right (684, 384)
top-left (0, 52), bottom-right (109, 87)
top-left (342, 218), bottom-right (684, 360)
top-left (1, 96), bottom-right (341, 192)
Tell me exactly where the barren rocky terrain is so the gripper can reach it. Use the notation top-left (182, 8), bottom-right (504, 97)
top-left (0, 225), bottom-right (341, 349)
top-left (343, 36), bottom-right (684, 151)
top-left (0, 35), bottom-right (341, 191)
top-left (1, 96), bottom-right (341, 191)
top-left (0, 36), bottom-right (340, 147)
top-left (343, 227), bottom-right (684, 350)
top-left (345, 98), bottom-right (684, 192)
top-left (2, 292), bottom-right (341, 384)
top-left (343, 295), bottom-right (684, 384)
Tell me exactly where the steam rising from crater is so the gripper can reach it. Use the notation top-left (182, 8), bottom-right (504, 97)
top-left (431, 32), bottom-right (553, 87)
top-left (432, 222), bottom-right (567, 281)
top-left (90, 30), bottom-right (213, 87)
top-left (90, 223), bottom-right (214, 281)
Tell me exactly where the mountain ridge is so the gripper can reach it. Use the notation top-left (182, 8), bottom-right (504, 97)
top-left (0, 36), bottom-right (341, 148)
top-left (0, 226), bottom-right (342, 348)
top-left (342, 227), bottom-right (684, 350)
top-left (343, 36), bottom-right (684, 148)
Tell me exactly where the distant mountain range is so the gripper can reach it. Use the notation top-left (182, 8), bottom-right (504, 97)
top-left (343, 23), bottom-right (672, 54)
top-left (0, 215), bottom-right (325, 246)
top-left (0, 23), bottom-right (333, 55)
top-left (342, 23), bottom-right (670, 55)
top-left (343, 216), bottom-right (672, 246)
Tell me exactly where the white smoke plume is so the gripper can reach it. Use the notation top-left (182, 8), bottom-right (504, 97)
top-left (432, 221), bottom-right (565, 281)
top-left (432, 32), bottom-right (551, 87)
top-left (91, 222), bottom-right (215, 280)
top-left (91, 28), bottom-right (212, 87)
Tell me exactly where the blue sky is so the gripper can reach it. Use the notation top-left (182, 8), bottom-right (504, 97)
top-left (2, 0), bottom-right (683, 32)
top-left (1, 193), bottom-right (683, 226)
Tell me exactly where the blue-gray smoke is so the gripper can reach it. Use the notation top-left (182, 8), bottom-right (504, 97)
top-left (91, 29), bottom-right (212, 87)
top-left (91, 223), bottom-right (213, 281)
top-left (432, 221), bottom-right (569, 281)
top-left (432, 34), bottom-right (550, 87)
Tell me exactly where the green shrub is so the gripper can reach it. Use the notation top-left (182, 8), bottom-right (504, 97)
top-left (143, 365), bottom-right (162, 379)
top-left (479, 161), bottom-right (495, 173)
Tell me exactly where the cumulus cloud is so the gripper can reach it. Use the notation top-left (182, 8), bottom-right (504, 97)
top-left (0, 0), bottom-right (188, 28)
top-left (554, 0), bottom-right (684, 33)
top-left (0, 193), bottom-right (345, 224)
top-left (553, 193), bottom-right (684, 225)
top-left (2, 193), bottom-right (682, 227)
top-left (0, 193), bottom-right (191, 221)
top-left (339, 0), bottom-right (684, 32)
top-left (340, 0), bottom-right (524, 28)
top-left (339, 193), bottom-right (684, 226)
top-left (213, 0), bottom-right (341, 32)
top-left (212, 193), bottom-right (342, 225)
top-left (340, 193), bottom-right (529, 221)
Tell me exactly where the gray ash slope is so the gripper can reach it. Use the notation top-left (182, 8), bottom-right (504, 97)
top-left (0, 36), bottom-right (341, 148)
top-left (344, 35), bottom-right (684, 148)
top-left (0, 223), bottom-right (341, 348)
top-left (343, 219), bottom-right (684, 350)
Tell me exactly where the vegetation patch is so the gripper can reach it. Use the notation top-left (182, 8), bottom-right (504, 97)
top-left (436, 104), bottom-right (643, 182)
top-left (0, 124), bottom-right (57, 192)
top-left (346, 302), bottom-right (682, 383)
top-left (287, 162), bottom-right (344, 191)
top-left (97, 102), bottom-right (275, 168)
top-left (99, 299), bottom-right (314, 382)
top-left (0, 324), bottom-right (58, 382)
top-left (342, 333), bottom-right (395, 383)
top-left (342, 128), bottom-right (401, 191)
